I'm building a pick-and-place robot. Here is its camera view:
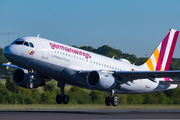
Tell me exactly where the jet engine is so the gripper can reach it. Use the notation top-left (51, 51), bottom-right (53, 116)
top-left (13, 69), bottom-right (44, 88)
top-left (87, 71), bottom-right (120, 91)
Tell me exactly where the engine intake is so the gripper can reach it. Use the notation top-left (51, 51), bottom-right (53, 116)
top-left (13, 69), bottom-right (43, 88)
top-left (87, 71), bottom-right (119, 91)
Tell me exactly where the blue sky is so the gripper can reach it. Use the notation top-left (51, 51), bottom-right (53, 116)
top-left (1, 0), bottom-right (180, 58)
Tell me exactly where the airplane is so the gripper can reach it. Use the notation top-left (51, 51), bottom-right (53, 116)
top-left (2, 29), bottom-right (180, 106)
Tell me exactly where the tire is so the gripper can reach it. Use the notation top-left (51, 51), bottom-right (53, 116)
top-left (62, 95), bottom-right (69, 104)
top-left (29, 82), bottom-right (33, 89)
top-left (26, 82), bottom-right (33, 89)
top-left (112, 96), bottom-right (119, 106)
top-left (105, 97), bottom-right (112, 106)
top-left (56, 95), bottom-right (63, 104)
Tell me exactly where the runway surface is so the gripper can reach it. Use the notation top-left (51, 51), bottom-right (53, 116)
top-left (0, 109), bottom-right (180, 120)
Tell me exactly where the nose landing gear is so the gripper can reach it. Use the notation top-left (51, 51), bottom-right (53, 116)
top-left (26, 69), bottom-right (35, 89)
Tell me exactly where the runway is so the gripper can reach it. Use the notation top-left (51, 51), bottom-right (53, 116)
top-left (0, 109), bottom-right (180, 120)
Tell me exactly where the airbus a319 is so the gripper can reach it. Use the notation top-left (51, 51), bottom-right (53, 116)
top-left (2, 29), bottom-right (180, 106)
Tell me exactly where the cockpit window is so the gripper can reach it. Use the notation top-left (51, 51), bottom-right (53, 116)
top-left (24, 42), bottom-right (29, 46)
top-left (29, 42), bottom-right (34, 48)
top-left (15, 41), bottom-right (24, 45)
top-left (11, 38), bottom-right (20, 44)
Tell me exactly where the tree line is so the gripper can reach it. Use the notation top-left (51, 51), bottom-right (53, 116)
top-left (0, 46), bottom-right (180, 104)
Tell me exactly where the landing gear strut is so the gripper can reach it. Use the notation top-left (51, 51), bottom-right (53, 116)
top-left (56, 82), bottom-right (69, 104)
top-left (105, 90), bottom-right (119, 106)
top-left (27, 69), bottom-right (35, 89)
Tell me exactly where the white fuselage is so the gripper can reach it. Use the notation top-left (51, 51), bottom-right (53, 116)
top-left (4, 36), bottom-right (177, 94)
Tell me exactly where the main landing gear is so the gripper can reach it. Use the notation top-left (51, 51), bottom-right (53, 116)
top-left (56, 82), bottom-right (69, 104)
top-left (105, 90), bottom-right (119, 106)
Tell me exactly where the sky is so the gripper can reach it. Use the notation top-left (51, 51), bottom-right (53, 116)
top-left (1, 0), bottom-right (180, 58)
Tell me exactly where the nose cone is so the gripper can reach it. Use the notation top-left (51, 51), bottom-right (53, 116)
top-left (4, 46), bottom-right (10, 57)
top-left (3, 45), bottom-right (16, 61)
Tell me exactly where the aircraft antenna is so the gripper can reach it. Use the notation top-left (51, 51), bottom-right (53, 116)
top-left (37, 34), bottom-right (40, 38)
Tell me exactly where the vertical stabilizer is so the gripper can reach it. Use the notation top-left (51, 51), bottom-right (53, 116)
top-left (142, 29), bottom-right (179, 71)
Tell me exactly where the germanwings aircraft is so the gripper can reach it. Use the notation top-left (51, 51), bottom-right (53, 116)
top-left (2, 29), bottom-right (180, 106)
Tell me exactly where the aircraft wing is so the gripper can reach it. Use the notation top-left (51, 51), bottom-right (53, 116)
top-left (79, 70), bottom-right (90, 79)
top-left (114, 70), bottom-right (180, 84)
top-left (2, 63), bottom-right (21, 69)
top-left (160, 81), bottom-right (180, 84)
top-left (114, 70), bottom-right (180, 79)
top-left (79, 70), bottom-right (180, 84)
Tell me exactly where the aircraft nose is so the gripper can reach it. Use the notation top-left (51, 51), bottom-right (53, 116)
top-left (4, 46), bottom-right (10, 54)
top-left (3, 45), bottom-right (15, 61)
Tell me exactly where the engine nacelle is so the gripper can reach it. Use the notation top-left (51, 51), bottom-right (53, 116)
top-left (87, 71), bottom-right (119, 91)
top-left (13, 69), bottom-right (42, 88)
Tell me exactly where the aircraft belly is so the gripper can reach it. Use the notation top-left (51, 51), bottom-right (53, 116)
top-left (61, 65), bottom-right (87, 84)
top-left (117, 79), bottom-right (159, 94)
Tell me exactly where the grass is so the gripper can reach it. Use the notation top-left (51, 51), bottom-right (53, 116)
top-left (0, 104), bottom-right (180, 110)
top-left (0, 79), bottom-right (6, 85)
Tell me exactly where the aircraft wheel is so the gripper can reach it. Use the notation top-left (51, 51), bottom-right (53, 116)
top-left (56, 95), bottom-right (63, 104)
top-left (112, 96), bottom-right (119, 106)
top-left (29, 82), bottom-right (33, 89)
top-left (26, 82), bottom-right (33, 89)
top-left (62, 95), bottom-right (69, 104)
top-left (105, 97), bottom-right (112, 106)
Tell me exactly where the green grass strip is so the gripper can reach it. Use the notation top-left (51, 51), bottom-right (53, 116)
top-left (0, 104), bottom-right (180, 110)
